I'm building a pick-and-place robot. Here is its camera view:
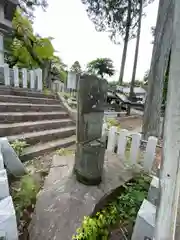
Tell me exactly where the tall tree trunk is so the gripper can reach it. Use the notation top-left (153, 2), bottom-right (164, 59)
top-left (118, 0), bottom-right (132, 85)
top-left (142, 0), bottom-right (174, 139)
top-left (127, 0), bottom-right (143, 115)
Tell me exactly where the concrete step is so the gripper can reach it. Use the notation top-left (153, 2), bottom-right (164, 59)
top-left (8, 126), bottom-right (76, 145)
top-left (0, 119), bottom-right (74, 136)
top-left (0, 103), bottom-right (64, 112)
top-left (0, 95), bottom-right (62, 105)
top-left (0, 86), bottom-right (56, 99)
top-left (0, 111), bottom-right (69, 123)
top-left (21, 135), bottom-right (76, 161)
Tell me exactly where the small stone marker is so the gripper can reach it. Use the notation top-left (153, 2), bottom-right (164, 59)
top-left (74, 74), bottom-right (108, 185)
top-left (131, 199), bottom-right (156, 240)
top-left (0, 196), bottom-right (18, 240)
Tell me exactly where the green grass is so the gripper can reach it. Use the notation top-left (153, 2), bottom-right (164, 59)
top-left (11, 175), bottom-right (40, 220)
top-left (11, 140), bottom-right (28, 157)
top-left (55, 148), bottom-right (74, 156)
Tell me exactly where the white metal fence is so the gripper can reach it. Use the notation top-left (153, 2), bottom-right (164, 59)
top-left (0, 64), bottom-right (43, 91)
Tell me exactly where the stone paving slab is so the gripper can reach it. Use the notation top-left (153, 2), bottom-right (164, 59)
top-left (29, 152), bottom-right (136, 240)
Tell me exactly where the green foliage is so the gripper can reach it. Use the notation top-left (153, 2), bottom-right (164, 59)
top-left (11, 140), bottom-right (28, 157)
top-left (73, 174), bottom-right (151, 239)
top-left (71, 61), bottom-right (82, 74)
top-left (87, 58), bottom-right (115, 78)
top-left (12, 175), bottom-right (40, 219)
top-left (43, 88), bottom-right (52, 96)
top-left (55, 148), bottom-right (74, 156)
top-left (19, 0), bottom-right (48, 19)
top-left (81, 0), bottom-right (153, 44)
top-left (6, 10), bottom-right (54, 69)
top-left (51, 56), bottom-right (67, 83)
top-left (106, 119), bottom-right (121, 130)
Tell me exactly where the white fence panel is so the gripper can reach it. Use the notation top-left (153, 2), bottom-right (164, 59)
top-left (13, 66), bottom-right (19, 88)
top-left (143, 136), bottom-right (158, 172)
top-left (4, 64), bottom-right (10, 86)
top-left (30, 70), bottom-right (35, 89)
top-left (107, 126), bottom-right (117, 152)
top-left (117, 129), bottom-right (129, 161)
top-left (104, 124), bottom-right (158, 172)
top-left (22, 68), bottom-right (28, 88)
top-left (129, 133), bottom-right (141, 165)
top-left (36, 68), bottom-right (43, 91)
top-left (0, 64), bottom-right (43, 91)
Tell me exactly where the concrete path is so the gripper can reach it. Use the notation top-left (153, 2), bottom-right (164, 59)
top-left (29, 152), bottom-right (136, 240)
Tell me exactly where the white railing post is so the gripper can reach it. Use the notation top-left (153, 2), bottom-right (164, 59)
top-left (117, 129), bottom-right (129, 161)
top-left (3, 64), bottom-right (10, 86)
top-left (13, 66), bottom-right (19, 88)
top-left (107, 126), bottom-right (117, 152)
top-left (22, 68), bottom-right (27, 89)
top-left (36, 68), bottom-right (43, 91)
top-left (143, 136), bottom-right (158, 172)
top-left (129, 133), bottom-right (141, 165)
top-left (30, 70), bottom-right (35, 90)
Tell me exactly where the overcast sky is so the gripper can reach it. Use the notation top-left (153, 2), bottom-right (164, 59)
top-left (33, 0), bottom-right (159, 82)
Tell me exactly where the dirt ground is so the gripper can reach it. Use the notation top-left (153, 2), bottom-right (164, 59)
top-left (117, 115), bottom-right (142, 131)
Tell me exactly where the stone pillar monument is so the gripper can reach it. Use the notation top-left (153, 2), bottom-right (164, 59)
top-left (74, 74), bottom-right (108, 185)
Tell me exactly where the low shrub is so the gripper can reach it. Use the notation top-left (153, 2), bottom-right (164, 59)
top-left (56, 148), bottom-right (74, 156)
top-left (12, 175), bottom-right (40, 220)
top-left (73, 174), bottom-right (151, 240)
top-left (106, 119), bottom-right (121, 130)
top-left (11, 140), bottom-right (28, 157)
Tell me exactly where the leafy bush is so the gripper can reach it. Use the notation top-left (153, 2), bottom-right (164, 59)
top-left (106, 119), bottom-right (121, 130)
top-left (12, 175), bottom-right (40, 219)
top-left (73, 174), bottom-right (151, 240)
top-left (11, 140), bottom-right (28, 157)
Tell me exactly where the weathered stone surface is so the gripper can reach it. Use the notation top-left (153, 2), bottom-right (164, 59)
top-left (0, 137), bottom-right (25, 177)
top-left (75, 75), bottom-right (108, 185)
top-left (75, 141), bottom-right (106, 185)
top-left (29, 152), bottom-right (134, 240)
top-left (76, 75), bottom-right (108, 142)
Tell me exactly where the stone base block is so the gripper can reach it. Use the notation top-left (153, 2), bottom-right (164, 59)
top-left (131, 199), bottom-right (156, 240)
top-left (147, 176), bottom-right (159, 206)
top-left (0, 196), bottom-right (18, 240)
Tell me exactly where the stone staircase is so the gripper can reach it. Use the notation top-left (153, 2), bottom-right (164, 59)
top-left (0, 87), bottom-right (76, 161)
